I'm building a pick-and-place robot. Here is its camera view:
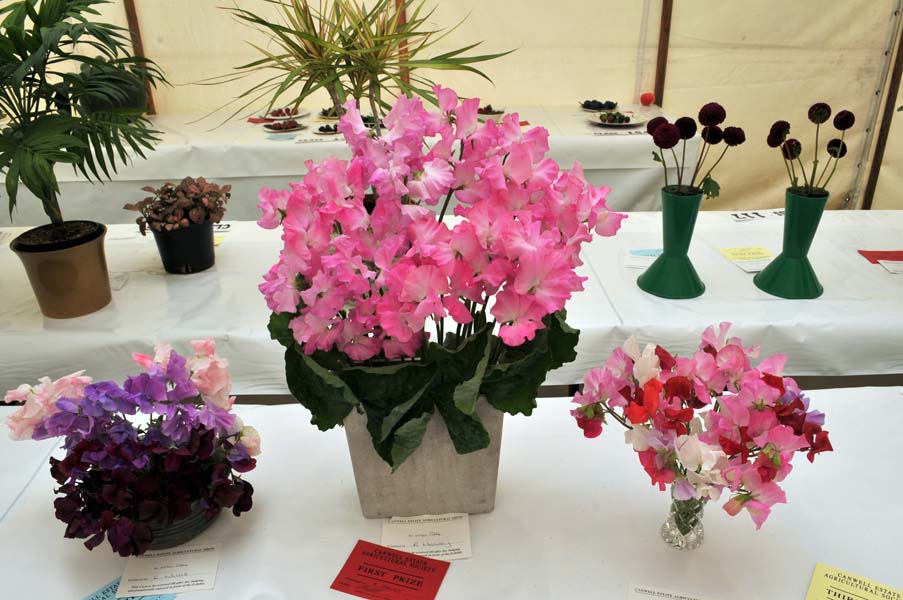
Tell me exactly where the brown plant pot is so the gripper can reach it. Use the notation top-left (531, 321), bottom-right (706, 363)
top-left (10, 220), bottom-right (112, 319)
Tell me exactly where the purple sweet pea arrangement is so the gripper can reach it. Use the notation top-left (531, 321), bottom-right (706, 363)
top-left (2, 339), bottom-right (260, 557)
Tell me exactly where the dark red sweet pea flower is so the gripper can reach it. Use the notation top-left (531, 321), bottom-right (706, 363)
top-left (664, 376), bottom-right (692, 402)
top-left (761, 373), bottom-right (786, 395)
top-left (655, 345), bottom-right (676, 371)
top-left (803, 423), bottom-right (833, 462)
top-left (626, 379), bottom-right (662, 424)
top-left (576, 416), bottom-right (604, 438)
top-left (719, 435), bottom-right (751, 463)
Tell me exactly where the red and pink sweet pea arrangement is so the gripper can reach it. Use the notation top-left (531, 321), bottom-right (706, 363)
top-left (572, 323), bottom-right (833, 530)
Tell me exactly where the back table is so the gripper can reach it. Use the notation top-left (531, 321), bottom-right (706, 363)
top-left (2, 210), bottom-right (902, 394)
top-left (0, 105), bottom-right (691, 226)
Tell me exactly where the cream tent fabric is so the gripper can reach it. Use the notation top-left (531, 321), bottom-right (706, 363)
top-left (79, 1), bottom-right (903, 210)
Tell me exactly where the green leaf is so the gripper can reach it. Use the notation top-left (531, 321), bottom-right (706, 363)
top-left (379, 376), bottom-right (434, 442)
top-left (268, 311), bottom-right (296, 348)
top-left (481, 310), bottom-right (579, 416)
top-left (388, 409), bottom-right (433, 472)
top-left (701, 174), bottom-right (721, 199)
top-left (435, 396), bottom-right (490, 455)
top-left (652, 151), bottom-right (663, 163)
top-left (284, 346), bottom-right (358, 431)
top-left (451, 329), bottom-right (491, 415)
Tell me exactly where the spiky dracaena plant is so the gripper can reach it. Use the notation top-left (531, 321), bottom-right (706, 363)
top-left (0, 0), bottom-right (165, 224)
top-left (207, 0), bottom-right (511, 123)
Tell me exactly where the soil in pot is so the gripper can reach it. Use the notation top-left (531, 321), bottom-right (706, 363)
top-left (11, 220), bottom-right (112, 319)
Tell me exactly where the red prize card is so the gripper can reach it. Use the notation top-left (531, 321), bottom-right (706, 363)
top-left (331, 540), bottom-right (450, 600)
top-left (858, 250), bottom-right (903, 264)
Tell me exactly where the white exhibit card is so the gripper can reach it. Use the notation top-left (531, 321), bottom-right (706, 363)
top-left (878, 260), bottom-right (903, 274)
top-left (116, 543), bottom-right (221, 598)
top-left (381, 513), bottom-right (472, 560)
top-left (630, 583), bottom-right (717, 600)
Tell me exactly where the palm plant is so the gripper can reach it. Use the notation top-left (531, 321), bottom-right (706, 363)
top-left (210, 0), bottom-right (510, 123)
top-left (0, 0), bottom-right (165, 225)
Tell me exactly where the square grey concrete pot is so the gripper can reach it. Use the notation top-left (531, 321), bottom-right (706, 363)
top-left (343, 399), bottom-right (504, 519)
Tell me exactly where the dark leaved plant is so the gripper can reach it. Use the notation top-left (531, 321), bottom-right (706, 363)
top-left (124, 176), bottom-right (230, 235)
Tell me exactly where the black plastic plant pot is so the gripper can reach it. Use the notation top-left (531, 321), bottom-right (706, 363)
top-left (151, 221), bottom-right (215, 274)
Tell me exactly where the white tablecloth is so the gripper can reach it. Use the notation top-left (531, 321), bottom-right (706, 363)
top-left (0, 387), bottom-right (900, 599)
top-left (0, 407), bottom-right (55, 523)
top-left (582, 209), bottom-right (903, 376)
top-left (0, 221), bottom-right (619, 395)
top-left (0, 106), bottom-right (692, 226)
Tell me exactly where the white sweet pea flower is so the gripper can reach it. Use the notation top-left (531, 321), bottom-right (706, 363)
top-left (676, 434), bottom-right (725, 472)
top-left (624, 425), bottom-right (652, 451)
top-left (687, 469), bottom-right (726, 501)
top-left (633, 344), bottom-right (660, 385)
top-left (622, 336), bottom-right (641, 360)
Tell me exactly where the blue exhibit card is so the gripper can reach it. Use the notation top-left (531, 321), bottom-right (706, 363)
top-left (82, 577), bottom-right (177, 600)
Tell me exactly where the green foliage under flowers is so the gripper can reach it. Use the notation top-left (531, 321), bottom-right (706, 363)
top-left (269, 309), bottom-right (579, 470)
top-left (0, 0), bottom-right (165, 224)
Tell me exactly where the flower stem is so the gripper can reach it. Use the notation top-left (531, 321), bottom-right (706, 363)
top-left (810, 123), bottom-right (820, 192)
top-left (699, 146), bottom-right (729, 184)
top-left (659, 150), bottom-right (669, 188)
top-left (795, 157), bottom-right (810, 189)
top-left (670, 147), bottom-right (682, 188)
top-left (690, 140), bottom-right (710, 187)
top-left (782, 158), bottom-right (795, 188)
top-left (679, 139), bottom-right (687, 187)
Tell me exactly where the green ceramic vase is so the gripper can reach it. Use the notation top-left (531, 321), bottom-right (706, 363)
top-left (637, 187), bottom-right (705, 299)
top-left (754, 188), bottom-right (828, 299)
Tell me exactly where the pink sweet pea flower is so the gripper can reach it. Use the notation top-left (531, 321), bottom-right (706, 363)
top-left (257, 187), bottom-right (290, 229)
top-left (434, 85), bottom-right (459, 113)
top-left (3, 372), bottom-right (92, 440)
top-left (239, 425), bottom-right (262, 457)
top-left (187, 339), bottom-right (233, 408)
top-left (492, 290), bottom-right (545, 346)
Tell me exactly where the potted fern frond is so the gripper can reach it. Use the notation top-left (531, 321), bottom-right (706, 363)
top-left (0, 0), bottom-right (164, 318)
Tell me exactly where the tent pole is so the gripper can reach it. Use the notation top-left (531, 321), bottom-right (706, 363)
top-left (123, 0), bottom-right (156, 115)
top-left (653, 0), bottom-right (673, 107)
top-left (862, 9), bottom-right (903, 210)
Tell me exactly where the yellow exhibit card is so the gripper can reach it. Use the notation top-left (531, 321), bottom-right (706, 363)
top-left (806, 563), bottom-right (901, 600)
top-left (719, 246), bottom-right (773, 262)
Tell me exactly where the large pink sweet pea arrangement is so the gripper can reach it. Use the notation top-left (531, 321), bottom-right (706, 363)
top-left (572, 324), bottom-right (832, 532)
top-left (2, 340), bottom-right (259, 556)
top-left (260, 86), bottom-right (625, 469)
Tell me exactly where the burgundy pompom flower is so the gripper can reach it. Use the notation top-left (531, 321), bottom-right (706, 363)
top-left (827, 138), bottom-right (848, 158)
top-left (701, 125), bottom-right (723, 144)
top-left (808, 103), bottom-right (832, 125)
top-left (674, 117), bottom-right (697, 140)
top-left (698, 102), bottom-right (726, 126)
top-left (767, 120), bottom-right (790, 148)
top-left (782, 138), bottom-right (802, 160)
top-left (652, 123), bottom-right (682, 149)
top-left (723, 126), bottom-right (746, 146)
top-left (646, 116), bottom-right (669, 136)
top-left (833, 110), bottom-right (855, 131)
